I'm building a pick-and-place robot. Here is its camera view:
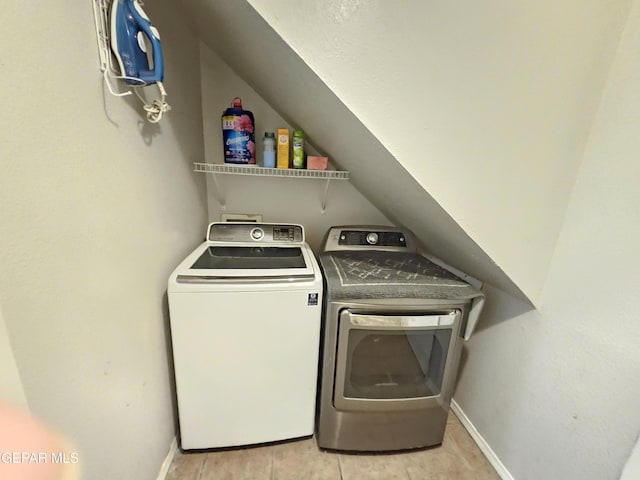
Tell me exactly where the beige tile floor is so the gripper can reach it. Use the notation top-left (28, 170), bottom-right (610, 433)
top-left (166, 412), bottom-right (500, 480)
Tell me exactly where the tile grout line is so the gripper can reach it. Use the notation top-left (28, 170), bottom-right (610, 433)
top-left (337, 454), bottom-right (344, 480)
top-left (403, 462), bottom-right (412, 480)
top-left (270, 446), bottom-right (275, 480)
top-left (196, 454), bottom-right (207, 480)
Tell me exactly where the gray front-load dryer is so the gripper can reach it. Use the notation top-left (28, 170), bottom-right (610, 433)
top-left (316, 226), bottom-right (485, 451)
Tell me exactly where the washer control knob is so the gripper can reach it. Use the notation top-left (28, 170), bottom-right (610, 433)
top-left (366, 232), bottom-right (379, 245)
top-left (250, 228), bottom-right (264, 241)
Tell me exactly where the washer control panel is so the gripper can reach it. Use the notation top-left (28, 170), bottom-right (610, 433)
top-left (323, 226), bottom-right (417, 252)
top-left (208, 222), bottom-right (304, 243)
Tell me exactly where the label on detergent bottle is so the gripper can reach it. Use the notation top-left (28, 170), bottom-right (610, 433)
top-left (222, 97), bottom-right (255, 164)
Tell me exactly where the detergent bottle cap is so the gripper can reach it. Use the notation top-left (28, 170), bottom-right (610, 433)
top-left (231, 97), bottom-right (243, 108)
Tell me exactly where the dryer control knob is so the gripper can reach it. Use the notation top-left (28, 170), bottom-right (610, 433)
top-left (366, 232), bottom-right (379, 245)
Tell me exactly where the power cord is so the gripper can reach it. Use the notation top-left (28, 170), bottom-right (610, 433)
top-left (135, 81), bottom-right (171, 123)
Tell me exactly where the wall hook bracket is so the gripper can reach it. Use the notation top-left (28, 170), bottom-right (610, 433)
top-left (92, 0), bottom-right (131, 97)
top-left (92, 0), bottom-right (170, 123)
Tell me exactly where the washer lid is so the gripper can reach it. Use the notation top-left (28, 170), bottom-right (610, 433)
top-left (175, 242), bottom-right (317, 282)
top-left (191, 246), bottom-right (307, 270)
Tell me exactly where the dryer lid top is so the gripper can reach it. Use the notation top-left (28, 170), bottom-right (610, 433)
top-left (321, 251), bottom-right (466, 290)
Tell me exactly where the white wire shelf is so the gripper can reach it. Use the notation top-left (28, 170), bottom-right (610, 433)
top-left (193, 162), bottom-right (349, 180)
top-left (193, 162), bottom-right (350, 213)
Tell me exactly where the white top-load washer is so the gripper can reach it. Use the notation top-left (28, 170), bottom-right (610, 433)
top-left (168, 222), bottom-right (323, 449)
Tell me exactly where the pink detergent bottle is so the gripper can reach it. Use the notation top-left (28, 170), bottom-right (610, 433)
top-left (221, 97), bottom-right (256, 164)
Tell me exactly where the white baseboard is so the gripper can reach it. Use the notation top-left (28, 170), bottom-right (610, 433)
top-left (156, 436), bottom-right (179, 480)
top-left (450, 400), bottom-right (514, 480)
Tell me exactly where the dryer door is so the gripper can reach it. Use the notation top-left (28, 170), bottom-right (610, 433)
top-left (333, 310), bottom-right (461, 412)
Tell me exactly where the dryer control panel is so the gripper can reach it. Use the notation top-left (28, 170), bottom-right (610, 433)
top-left (208, 222), bottom-right (304, 244)
top-left (322, 226), bottom-right (417, 253)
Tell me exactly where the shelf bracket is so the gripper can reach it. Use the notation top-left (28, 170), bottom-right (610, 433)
top-left (320, 179), bottom-right (332, 214)
top-left (209, 173), bottom-right (226, 211)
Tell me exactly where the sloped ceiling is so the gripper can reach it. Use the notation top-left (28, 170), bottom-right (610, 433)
top-left (178, 0), bottom-right (630, 305)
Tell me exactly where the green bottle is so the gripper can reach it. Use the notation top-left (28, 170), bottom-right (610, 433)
top-left (292, 130), bottom-right (305, 169)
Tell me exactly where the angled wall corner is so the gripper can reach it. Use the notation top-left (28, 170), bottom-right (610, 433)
top-left (0, 305), bottom-right (28, 411)
top-left (180, 0), bottom-right (530, 303)
top-left (245, 0), bottom-right (629, 306)
top-left (176, 0), bottom-right (636, 306)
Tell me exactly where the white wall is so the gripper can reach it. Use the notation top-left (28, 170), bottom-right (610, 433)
top-left (0, 1), bottom-right (206, 479)
top-left (454, 1), bottom-right (640, 478)
top-left (247, 0), bottom-right (631, 304)
top-left (199, 43), bottom-right (391, 250)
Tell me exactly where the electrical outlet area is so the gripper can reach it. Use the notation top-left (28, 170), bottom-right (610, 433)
top-left (221, 213), bottom-right (263, 223)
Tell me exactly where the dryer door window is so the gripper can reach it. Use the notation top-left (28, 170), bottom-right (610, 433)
top-left (344, 329), bottom-right (451, 399)
top-left (333, 310), bottom-right (461, 411)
